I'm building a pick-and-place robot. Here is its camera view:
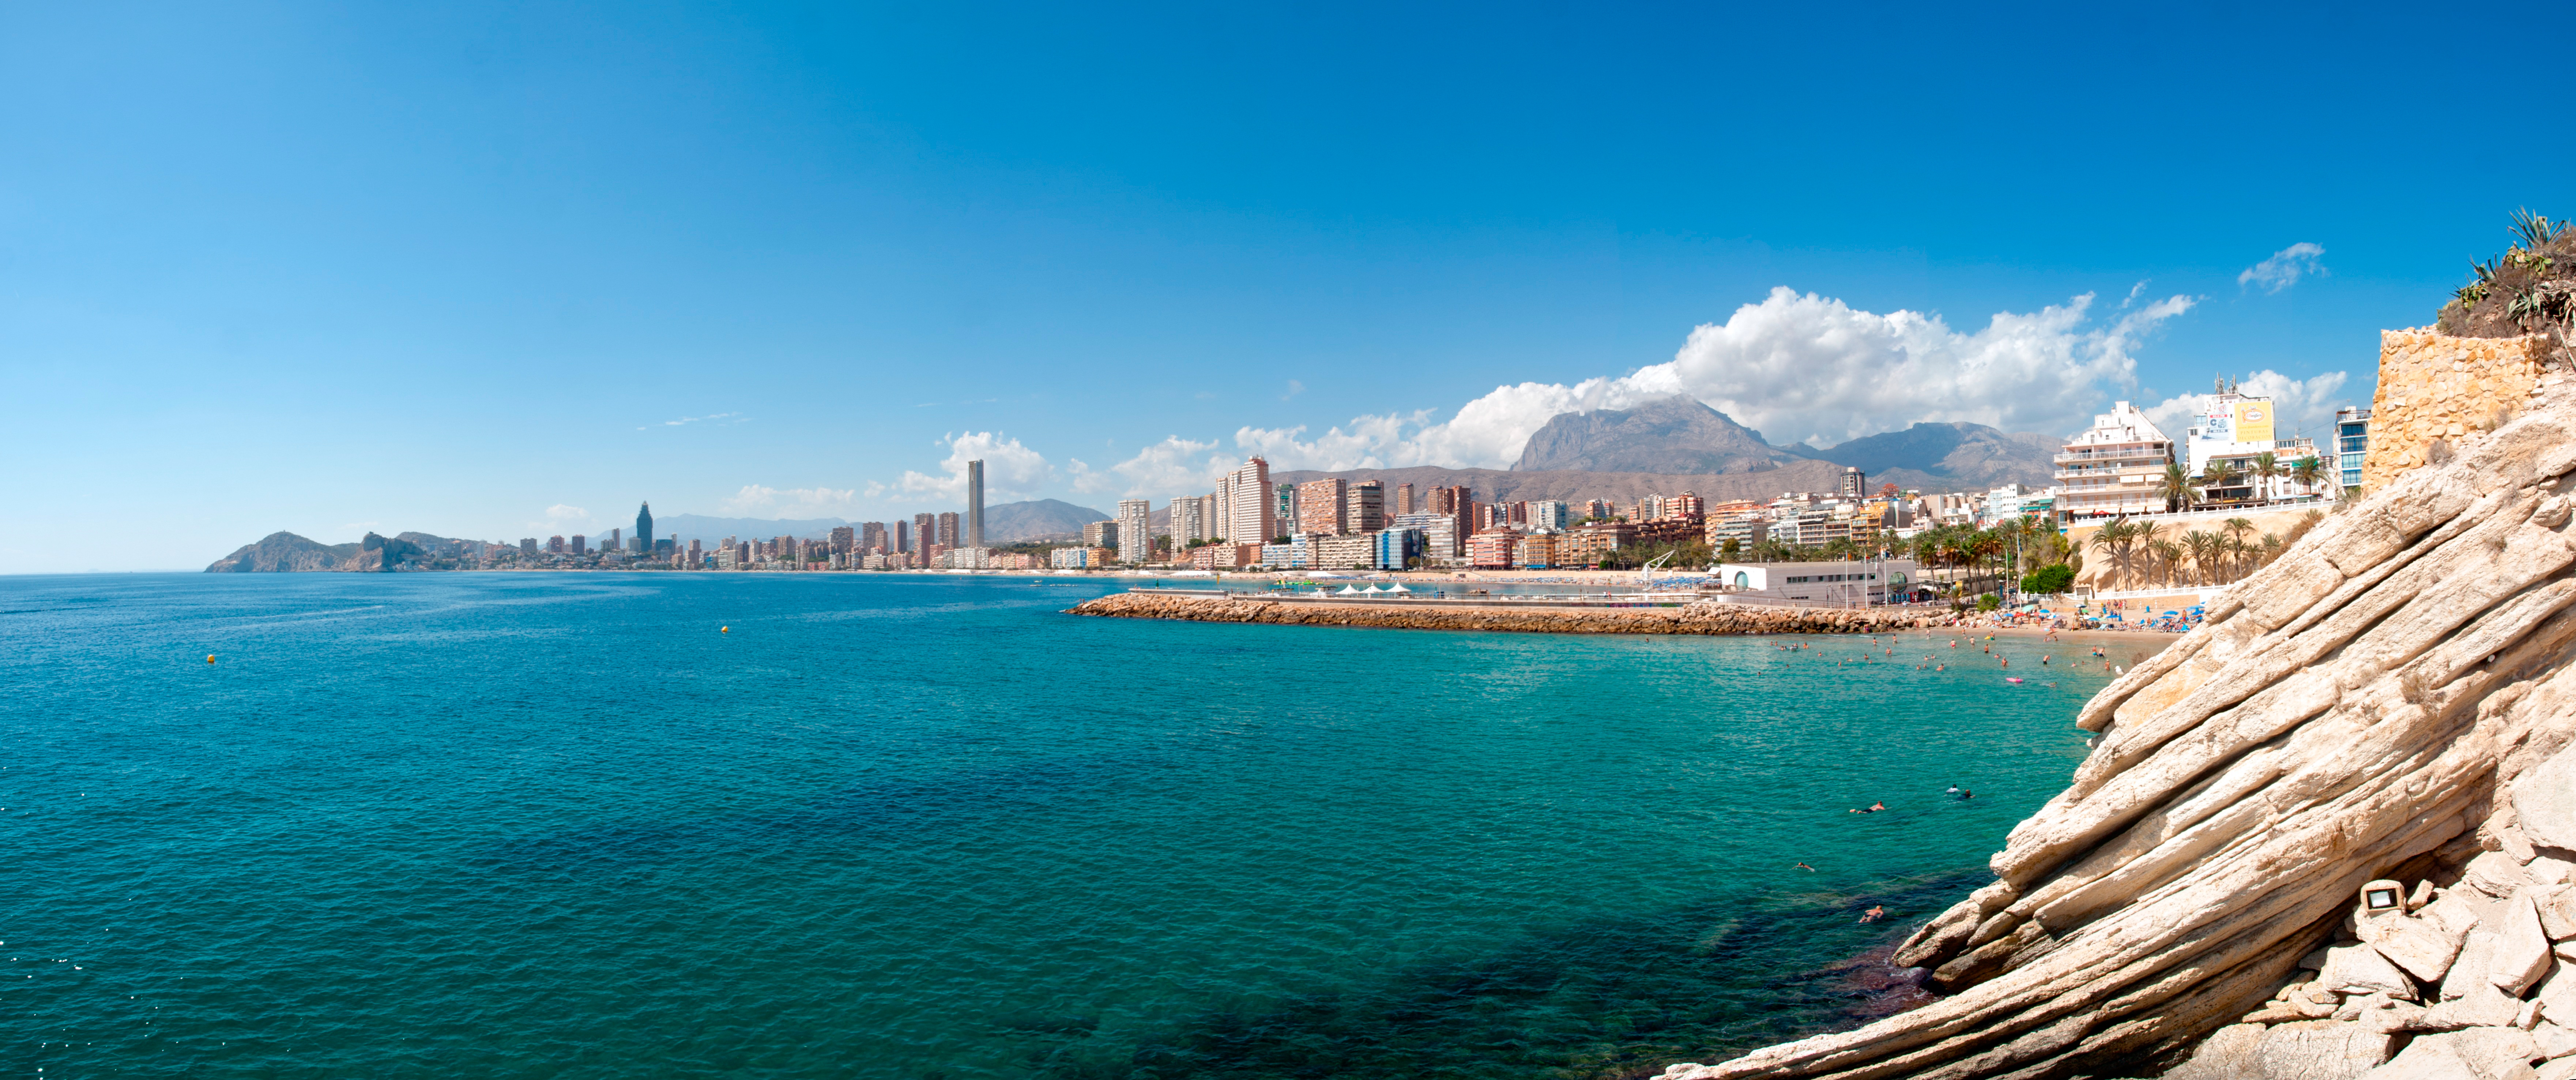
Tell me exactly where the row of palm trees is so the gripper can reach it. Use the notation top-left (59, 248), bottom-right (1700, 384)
top-left (2086, 511), bottom-right (2324, 590)
top-left (2151, 451), bottom-right (2333, 513)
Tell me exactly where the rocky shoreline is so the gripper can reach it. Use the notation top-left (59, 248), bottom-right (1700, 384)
top-left (1066, 591), bottom-right (1961, 635)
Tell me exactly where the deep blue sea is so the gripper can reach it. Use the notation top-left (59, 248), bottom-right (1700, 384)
top-left (0, 573), bottom-right (2150, 1078)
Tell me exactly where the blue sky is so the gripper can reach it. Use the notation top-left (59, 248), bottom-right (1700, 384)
top-left (7, 1), bottom-right (2572, 571)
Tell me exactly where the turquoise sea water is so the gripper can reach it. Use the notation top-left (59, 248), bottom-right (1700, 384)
top-left (1, 574), bottom-right (2147, 1078)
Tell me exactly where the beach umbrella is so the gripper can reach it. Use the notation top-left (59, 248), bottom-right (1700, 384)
top-left (1336, 585), bottom-right (1361, 595)
top-left (1387, 584), bottom-right (1411, 593)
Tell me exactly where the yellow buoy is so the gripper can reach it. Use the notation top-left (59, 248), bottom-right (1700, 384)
top-left (720, 626), bottom-right (728, 633)
top-left (206, 655), bottom-right (216, 664)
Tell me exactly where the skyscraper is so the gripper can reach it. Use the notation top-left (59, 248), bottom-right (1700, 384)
top-left (967, 460), bottom-right (986, 548)
top-left (914, 513), bottom-right (935, 553)
top-left (635, 502), bottom-right (654, 552)
top-left (937, 512), bottom-right (960, 549)
top-left (1396, 483), bottom-right (1415, 516)
top-left (1116, 499), bottom-right (1151, 564)
top-left (1170, 496), bottom-right (1204, 544)
top-left (1296, 478), bottom-right (1348, 535)
top-left (1219, 457), bottom-right (1274, 546)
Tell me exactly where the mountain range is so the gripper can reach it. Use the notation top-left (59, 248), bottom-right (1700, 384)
top-left (1510, 395), bottom-right (2056, 489)
top-left (1274, 396), bottom-right (2058, 506)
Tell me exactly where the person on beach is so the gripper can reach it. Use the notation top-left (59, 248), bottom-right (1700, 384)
top-left (1860, 905), bottom-right (1885, 923)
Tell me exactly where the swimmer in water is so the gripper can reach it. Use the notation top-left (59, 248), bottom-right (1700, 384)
top-left (1859, 905), bottom-right (1885, 923)
top-left (1794, 862), bottom-right (1816, 872)
top-left (1850, 800), bottom-right (1887, 814)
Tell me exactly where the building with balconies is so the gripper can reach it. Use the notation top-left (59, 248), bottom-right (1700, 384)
top-left (2056, 401), bottom-right (2176, 519)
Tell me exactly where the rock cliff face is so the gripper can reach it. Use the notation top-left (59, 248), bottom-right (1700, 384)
top-left (342, 532), bottom-right (425, 572)
top-left (203, 532), bottom-right (360, 572)
top-left (1659, 401), bottom-right (2576, 1079)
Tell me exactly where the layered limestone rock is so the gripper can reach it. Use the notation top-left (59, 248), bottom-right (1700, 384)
top-left (2360, 330), bottom-right (2555, 490)
top-left (1654, 401), bottom-right (2576, 1079)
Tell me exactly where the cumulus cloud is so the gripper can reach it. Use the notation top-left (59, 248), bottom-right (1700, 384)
top-left (2142, 369), bottom-right (2352, 443)
top-left (2238, 243), bottom-right (2327, 294)
top-left (719, 485), bottom-right (858, 515)
top-left (898, 431), bottom-right (1055, 499)
top-left (1071, 436), bottom-right (1229, 496)
top-left (1233, 286), bottom-right (2203, 469)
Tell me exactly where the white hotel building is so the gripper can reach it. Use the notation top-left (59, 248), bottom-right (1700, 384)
top-left (2055, 401), bottom-right (2177, 518)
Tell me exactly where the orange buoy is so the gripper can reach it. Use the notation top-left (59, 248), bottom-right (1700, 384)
top-left (206, 655), bottom-right (216, 664)
top-left (720, 626), bottom-right (728, 633)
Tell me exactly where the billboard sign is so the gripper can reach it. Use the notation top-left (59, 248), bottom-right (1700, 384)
top-left (2233, 400), bottom-right (2274, 444)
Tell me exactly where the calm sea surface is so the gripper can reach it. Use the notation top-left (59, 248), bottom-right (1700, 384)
top-left (1, 573), bottom-right (2154, 1078)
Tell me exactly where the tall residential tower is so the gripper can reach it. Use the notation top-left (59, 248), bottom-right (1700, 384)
top-left (967, 459), bottom-right (985, 548)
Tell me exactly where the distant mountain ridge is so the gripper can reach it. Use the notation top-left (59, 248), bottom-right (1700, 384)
top-left (1510, 395), bottom-right (2056, 490)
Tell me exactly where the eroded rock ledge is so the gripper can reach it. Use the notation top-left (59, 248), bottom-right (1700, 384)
top-left (1655, 404), bottom-right (2576, 1079)
top-left (1067, 591), bottom-right (1959, 636)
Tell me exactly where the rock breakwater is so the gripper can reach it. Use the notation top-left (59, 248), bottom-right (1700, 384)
top-left (1067, 591), bottom-right (1953, 636)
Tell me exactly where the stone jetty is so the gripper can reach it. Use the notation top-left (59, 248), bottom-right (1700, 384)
top-left (1067, 591), bottom-right (1954, 635)
top-left (1654, 397), bottom-right (2576, 1078)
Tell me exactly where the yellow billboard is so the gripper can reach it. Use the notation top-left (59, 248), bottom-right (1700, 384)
top-left (2233, 400), bottom-right (2274, 444)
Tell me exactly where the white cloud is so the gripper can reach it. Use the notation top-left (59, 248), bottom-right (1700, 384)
top-left (524, 504), bottom-right (594, 532)
top-left (898, 431), bottom-right (1055, 499)
top-left (2142, 369), bottom-right (2352, 443)
top-left (1072, 436), bottom-right (1229, 496)
top-left (2238, 243), bottom-right (2327, 294)
top-left (1232, 286), bottom-right (2204, 468)
top-left (719, 485), bottom-right (858, 515)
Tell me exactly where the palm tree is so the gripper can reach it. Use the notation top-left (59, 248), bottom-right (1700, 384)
top-left (2153, 462), bottom-right (2197, 514)
top-left (2220, 518), bottom-right (2256, 581)
top-left (2089, 517), bottom-right (2138, 589)
top-left (2251, 451), bottom-right (2281, 505)
top-left (2290, 455), bottom-right (2326, 498)
top-left (2148, 539), bottom-right (2184, 588)
top-left (2259, 532), bottom-right (2285, 567)
top-left (2181, 530), bottom-right (2220, 586)
top-left (2204, 463), bottom-right (2245, 504)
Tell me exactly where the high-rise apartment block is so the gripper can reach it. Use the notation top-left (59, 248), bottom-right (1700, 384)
top-left (1170, 496), bottom-right (1204, 544)
top-left (569, 535), bottom-right (588, 555)
top-left (1838, 468), bottom-right (1867, 500)
top-left (1396, 483), bottom-right (1415, 516)
top-left (635, 503), bottom-right (654, 552)
top-left (1296, 478), bottom-right (1347, 535)
top-left (2336, 406), bottom-right (2371, 491)
top-left (521, 538), bottom-right (538, 554)
top-left (1345, 480), bottom-right (1384, 534)
top-left (1217, 457), bottom-right (1275, 545)
top-left (830, 526), bottom-right (855, 554)
top-left (1116, 499), bottom-right (1151, 564)
top-left (967, 459), bottom-right (985, 548)
top-left (1273, 484), bottom-right (1296, 537)
top-left (937, 512), bottom-right (960, 549)
top-left (912, 514), bottom-right (935, 553)
top-left (2056, 401), bottom-right (2176, 518)
top-left (860, 522), bottom-right (887, 554)
top-left (1084, 520), bottom-right (1118, 549)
